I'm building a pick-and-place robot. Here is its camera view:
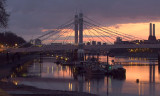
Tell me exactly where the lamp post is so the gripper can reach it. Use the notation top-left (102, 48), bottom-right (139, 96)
top-left (107, 51), bottom-right (109, 73)
top-left (106, 50), bottom-right (110, 96)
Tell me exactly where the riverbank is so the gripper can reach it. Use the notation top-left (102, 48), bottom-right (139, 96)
top-left (0, 53), bottom-right (97, 96)
top-left (113, 52), bottom-right (158, 58)
top-left (0, 81), bottom-right (97, 96)
top-left (0, 53), bottom-right (37, 79)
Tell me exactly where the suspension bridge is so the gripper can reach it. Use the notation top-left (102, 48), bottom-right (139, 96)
top-left (8, 13), bottom-right (160, 53)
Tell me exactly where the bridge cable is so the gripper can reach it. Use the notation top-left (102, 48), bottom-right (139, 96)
top-left (84, 22), bottom-right (119, 40)
top-left (41, 28), bottom-right (72, 52)
top-left (83, 23), bottom-right (99, 42)
top-left (16, 22), bottom-right (74, 49)
top-left (37, 17), bottom-right (74, 39)
top-left (47, 26), bottom-right (74, 51)
top-left (84, 21), bottom-right (133, 41)
top-left (84, 23), bottom-right (113, 44)
top-left (83, 17), bottom-right (138, 49)
top-left (38, 22), bottom-right (74, 41)
top-left (47, 24), bottom-right (73, 44)
top-left (84, 20), bottom-right (136, 40)
top-left (63, 25), bottom-right (74, 44)
top-left (83, 15), bottom-right (142, 40)
top-left (83, 26), bottom-right (92, 42)
top-left (84, 23), bottom-right (115, 44)
top-left (84, 23), bottom-right (109, 44)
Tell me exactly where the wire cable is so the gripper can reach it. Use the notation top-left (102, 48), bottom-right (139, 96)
top-left (84, 23), bottom-right (115, 44)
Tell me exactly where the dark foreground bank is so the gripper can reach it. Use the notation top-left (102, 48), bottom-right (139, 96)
top-left (0, 53), bottom-right (97, 96)
top-left (0, 81), bottom-right (97, 96)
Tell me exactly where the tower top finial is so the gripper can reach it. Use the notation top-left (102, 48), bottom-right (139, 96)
top-left (79, 12), bottom-right (83, 18)
top-left (75, 9), bottom-right (78, 15)
top-left (79, 9), bottom-right (83, 14)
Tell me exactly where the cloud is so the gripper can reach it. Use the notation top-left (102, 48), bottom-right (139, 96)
top-left (6, 0), bottom-right (160, 41)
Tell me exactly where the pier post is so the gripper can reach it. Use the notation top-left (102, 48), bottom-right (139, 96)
top-left (92, 53), bottom-right (94, 58)
top-left (84, 53), bottom-right (86, 61)
top-left (39, 53), bottom-right (43, 63)
top-left (6, 52), bottom-right (9, 63)
top-left (75, 14), bottom-right (79, 45)
top-left (97, 53), bottom-right (99, 61)
top-left (106, 51), bottom-right (109, 73)
top-left (107, 51), bottom-right (109, 65)
top-left (149, 64), bottom-right (153, 83)
top-left (73, 49), bottom-right (78, 61)
top-left (153, 64), bottom-right (155, 83)
top-left (158, 51), bottom-right (160, 70)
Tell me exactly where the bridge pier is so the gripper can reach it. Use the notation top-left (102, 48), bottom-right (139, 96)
top-left (39, 52), bottom-right (43, 63)
top-left (6, 52), bottom-right (9, 63)
top-left (158, 52), bottom-right (160, 71)
top-left (84, 53), bottom-right (87, 61)
top-left (149, 63), bottom-right (155, 83)
top-left (77, 13), bottom-right (85, 62)
top-left (97, 53), bottom-right (100, 61)
top-left (75, 14), bottom-right (79, 45)
top-left (106, 51), bottom-right (110, 73)
top-left (78, 49), bottom-right (84, 61)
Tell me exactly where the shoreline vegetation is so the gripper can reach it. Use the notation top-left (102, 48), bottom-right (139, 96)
top-left (0, 32), bottom-right (26, 47)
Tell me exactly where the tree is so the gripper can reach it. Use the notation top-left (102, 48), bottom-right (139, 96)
top-left (0, 0), bottom-right (9, 28)
top-left (0, 32), bottom-right (26, 46)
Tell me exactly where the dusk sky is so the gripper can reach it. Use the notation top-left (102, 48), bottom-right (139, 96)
top-left (6, 0), bottom-right (160, 42)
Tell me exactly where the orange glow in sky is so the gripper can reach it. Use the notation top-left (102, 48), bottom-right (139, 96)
top-left (109, 22), bottom-right (160, 40)
top-left (41, 22), bottom-right (160, 44)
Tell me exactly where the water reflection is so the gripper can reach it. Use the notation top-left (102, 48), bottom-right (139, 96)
top-left (10, 56), bottom-right (160, 96)
top-left (149, 63), bottom-right (156, 96)
top-left (68, 82), bottom-right (72, 91)
top-left (99, 56), bottom-right (157, 65)
top-left (28, 59), bottom-right (74, 79)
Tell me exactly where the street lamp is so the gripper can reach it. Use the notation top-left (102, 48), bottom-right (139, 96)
top-left (15, 43), bottom-right (18, 47)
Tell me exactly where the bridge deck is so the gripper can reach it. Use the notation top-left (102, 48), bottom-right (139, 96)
top-left (8, 44), bottom-right (160, 53)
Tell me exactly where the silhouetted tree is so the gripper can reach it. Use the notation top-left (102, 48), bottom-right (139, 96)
top-left (0, 0), bottom-right (9, 28)
top-left (0, 32), bottom-right (26, 46)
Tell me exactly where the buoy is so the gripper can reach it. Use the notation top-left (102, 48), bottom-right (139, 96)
top-left (136, 79), bottom-right (139, 83)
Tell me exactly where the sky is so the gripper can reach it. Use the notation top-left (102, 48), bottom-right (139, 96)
top-left (5, 0), bottom-right (160, 43)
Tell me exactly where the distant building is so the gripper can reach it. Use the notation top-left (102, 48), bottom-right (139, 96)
top-left (92, 41), bottom-right (96, 45)
top-left (114, 23), bottom-right (160, 45)
top-left (35, 39), bottom-right (41, 45)
top-left (86, 42), bottom-right (91, 45)
top-left (103, 43), bottom-right (107, 45)
top-left (51, 43), bottom-right (62, 46)
top-left (97, 42), bottom-right (101, 45)
top-left (30, 40), bottom-right (34, 45)
top-left (114, 37), bottom-right (122, 44)
top-left (148, 23), bottom-right (156, 41)
top-left (30, 39), bottom-right (42, 46)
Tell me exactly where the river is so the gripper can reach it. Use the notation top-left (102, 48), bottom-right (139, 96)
top-left (10, 55), bottom-right (160, 96)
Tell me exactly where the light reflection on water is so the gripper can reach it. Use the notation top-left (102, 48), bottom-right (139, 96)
top-left (13, 56), bottom-right (160, 96)
top-left (99, 56), bottom-right (157, 65)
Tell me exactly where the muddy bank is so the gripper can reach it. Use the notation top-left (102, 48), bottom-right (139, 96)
top-left (0, 80), bottom-right (97, 96)
top-left (0, 53), bottom-right (37, 79)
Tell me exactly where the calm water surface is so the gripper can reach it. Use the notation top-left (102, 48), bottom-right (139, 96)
top-left (12, 56), bottom-right (160, 96)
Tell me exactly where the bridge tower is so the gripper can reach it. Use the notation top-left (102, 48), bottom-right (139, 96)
top-left (77, 13), bottom-right (84, 61)
top-left (75, 14), bottom-right (79, 45)
top-left (79, 13), bottom-right (83, 46)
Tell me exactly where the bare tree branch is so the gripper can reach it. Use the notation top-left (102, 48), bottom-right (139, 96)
top-left (0, 0), bottom-right (9, 28)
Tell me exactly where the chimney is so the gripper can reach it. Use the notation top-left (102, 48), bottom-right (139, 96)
top-left (150, 23), bottom-right (152, 36)
top-left (153, 24), bottom-right (155, 36)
